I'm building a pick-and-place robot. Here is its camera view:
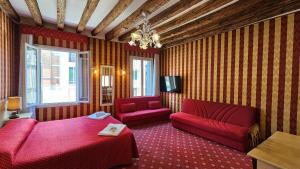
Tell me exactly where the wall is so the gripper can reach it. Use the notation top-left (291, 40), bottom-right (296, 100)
top-left (160, 11), bottom-right (300, 139)
top-left (0, 9), bottom-right (18, 126)
top-left (20, 25), bottom-right (155, 121)
top-left (0, 9), bottom-right (18, 101)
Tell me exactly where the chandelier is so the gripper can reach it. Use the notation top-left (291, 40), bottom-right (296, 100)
top-left (128, 12), bottom-right (162, 49)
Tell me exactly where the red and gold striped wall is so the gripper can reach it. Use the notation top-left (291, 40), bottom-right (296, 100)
top-left (160, 11), bottom-right (300, 139)
top-left (0, 9), bottom-right (18, 101)
top-left (22, 26), bottom-right (155, 121)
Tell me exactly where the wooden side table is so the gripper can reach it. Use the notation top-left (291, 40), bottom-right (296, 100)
top-left (247, 131), bottom-right (300, 169)
top-left (3, 112), bottom-right (33, 123)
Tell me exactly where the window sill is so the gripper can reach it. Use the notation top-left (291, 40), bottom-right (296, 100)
top-left (35, 102), bottom-right (87, 108)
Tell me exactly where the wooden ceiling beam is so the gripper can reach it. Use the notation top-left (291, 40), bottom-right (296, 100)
top-left (92, 0), bottom-right (133, 36)
top-left (105, 0), bottom-right (171, 41)
top-left (57, 0), bottom-right (66, 30)
top-left (160, 0), bottom-right (261, 43)
top-left (118, 0), bottom-right (203, 41)
top-left (0, 0), bottom-right (20, 21)
top-left (119, 0), bottom-right (234, 42)
top-left (156, 0), bottom-right (239, 40)
top-left (163, 0), bottom-right (300, 47)
top-left (77, 0), bottom-right (101, 33)
top-left (25, 0), bottom-right (43, 26)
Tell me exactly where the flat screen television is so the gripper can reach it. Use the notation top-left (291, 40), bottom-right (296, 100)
top-left (160, 76), bottom-right (181, 93)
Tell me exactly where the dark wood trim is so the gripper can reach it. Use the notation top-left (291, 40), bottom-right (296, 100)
top-left (163, 0), bottom-right (300, 47)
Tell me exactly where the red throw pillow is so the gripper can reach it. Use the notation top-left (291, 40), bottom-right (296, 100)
top-left (148, 101), bottom-right (162, 109)
top-left (120, 103), bottom-right (136, 113)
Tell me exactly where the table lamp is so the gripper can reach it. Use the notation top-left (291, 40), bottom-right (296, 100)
top-left (7, 97), bottom-right (22, 119)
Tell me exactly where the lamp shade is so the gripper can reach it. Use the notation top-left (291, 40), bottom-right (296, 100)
top-left (7, 97), bottom-right (22, 111)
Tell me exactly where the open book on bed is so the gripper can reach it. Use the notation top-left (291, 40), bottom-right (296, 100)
top-left (98, 123), bottom-right (126, 136)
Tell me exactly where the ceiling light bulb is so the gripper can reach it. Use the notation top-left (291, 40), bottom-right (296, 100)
top-left (152, 33), bottom-right (160, 41)
top-left (156, 42), bottom-right (162, 48)
top-left (131, 32), bottom-right (141, 40)
top-left (129, 40), bottom-right (136, 46)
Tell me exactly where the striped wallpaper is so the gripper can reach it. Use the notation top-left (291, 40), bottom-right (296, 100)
top-left (0, 9), bottom-right (18, 101)
top-left (26, 28), bottom-right (155, 121)
top-left (160, 11), bottom-right (300, 139)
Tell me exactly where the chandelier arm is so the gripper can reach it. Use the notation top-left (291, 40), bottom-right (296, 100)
top-left (129, 13), bottom-right (161, 49)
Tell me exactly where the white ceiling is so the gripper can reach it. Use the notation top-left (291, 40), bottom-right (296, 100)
top-left (9, 0), bottom-right (178, 35)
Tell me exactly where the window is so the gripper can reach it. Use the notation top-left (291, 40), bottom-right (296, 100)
top-left (131, 57), bottom-right (153, 96)
top-left (69, 67), bottom-right (76, 84)
top-left (25, 44), bottom-right (90, 106)
top-left (25, 45), bottom-right (38, 106)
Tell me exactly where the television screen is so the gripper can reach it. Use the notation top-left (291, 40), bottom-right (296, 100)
top-left (160, 76), bottom-right (181, 93)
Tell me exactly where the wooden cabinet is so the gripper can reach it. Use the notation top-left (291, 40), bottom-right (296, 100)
top-left (248, 132), bottom-right (300, 169)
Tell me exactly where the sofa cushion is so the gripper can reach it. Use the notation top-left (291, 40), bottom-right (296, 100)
top-left (117, 108), bottom-right (171, 123)
top-left (170, 112), bottom-right (249, 142)
top-left (115, 96), bottom-right (161, 113)
top-left (120, 103), bottom-right (136, 113)
top-left (148, 101), bottom-right (162, 109)
top-left (181, 99), bottom-right (198, 115)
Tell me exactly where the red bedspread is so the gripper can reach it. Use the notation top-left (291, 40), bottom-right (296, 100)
top-left (0, 116), bottom-right (139, 169)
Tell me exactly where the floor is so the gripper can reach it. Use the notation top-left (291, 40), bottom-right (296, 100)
top-left (119, 121), bottom-right (252, 169)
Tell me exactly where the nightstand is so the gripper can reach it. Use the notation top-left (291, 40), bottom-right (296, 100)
top-left (16, 112), bottom-right (33, 119)
top-left (3, 112), bottom-right (33, 123)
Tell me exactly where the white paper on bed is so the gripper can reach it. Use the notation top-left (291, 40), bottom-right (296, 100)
top-left (98, 123), bottom-right (126, 136)
top-left (88, 111), bottom-right (111, 120)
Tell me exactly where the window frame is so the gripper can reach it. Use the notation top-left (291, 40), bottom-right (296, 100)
top-left (24, 43), bottom-right (40, 106)
top-left (78, 51), bottom-right (91, 103)
top-left (130, 56), bottom-right (153, 97)
top-left (25, 44), bottom-right (91, 107)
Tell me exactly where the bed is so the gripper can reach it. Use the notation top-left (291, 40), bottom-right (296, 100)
top-left (0, 116), bottom-right (139, 169)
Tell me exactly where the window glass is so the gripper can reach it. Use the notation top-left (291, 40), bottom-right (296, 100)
top-left (25, 45), bottom-right (38, 105)
top-left (132, 58), bottom-right (152, 96)
top-left (143, 60), bottom-right (152, 96)
top-left (40, 49), bottom-right (77, 103)
top-left (25, 45), bottom-right (90, 106)
top-left (78, 52), bottom-right (90, 102)
top-left (132, 59), bottom-right (142, 96)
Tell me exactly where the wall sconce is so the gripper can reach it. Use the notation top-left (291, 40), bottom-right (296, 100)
top-left (93, 69), bottom-right (98, 74)
top-left (92, 67), bottom-right (98, 74)
top-left (121, 69), bottom-right (126, 76)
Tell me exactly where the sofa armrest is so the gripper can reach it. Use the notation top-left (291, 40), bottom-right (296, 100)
top-left (248, 123), bottom-right (261, 149)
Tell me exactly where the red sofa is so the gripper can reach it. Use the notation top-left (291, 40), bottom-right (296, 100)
top-left (115, 96), bottom-right (171, 126)
top-left (170, 99), bottom-right (257, 152)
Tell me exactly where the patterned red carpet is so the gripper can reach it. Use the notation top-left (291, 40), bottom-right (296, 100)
top-left (118, 121), bottom-right (252, 169)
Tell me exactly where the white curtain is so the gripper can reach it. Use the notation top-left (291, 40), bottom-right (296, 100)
top-left (152, 54), bottom-right (160, 96)
top-left (19, 34), bottom-right (33, 112)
